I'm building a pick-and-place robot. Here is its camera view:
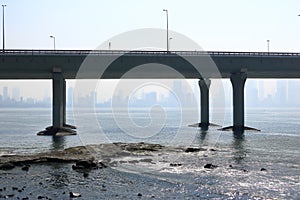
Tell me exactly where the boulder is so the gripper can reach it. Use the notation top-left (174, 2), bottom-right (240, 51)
top-left (204, 163), bottom-right (218, 169)
top-left (0, 162), bottom-right (15, 170)
top-left (70, 192), bottom-right (81, 198)
top-left (185, 147), bottom-right (206, 153)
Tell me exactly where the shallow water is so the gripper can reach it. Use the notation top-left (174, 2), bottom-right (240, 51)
top-left (0, 107), bottom-right (299, 199)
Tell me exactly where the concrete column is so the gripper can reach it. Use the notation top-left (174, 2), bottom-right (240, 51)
top-left (63, 79), bottom-right (66, 125)
top-left (52, 71), bottom-right (64, 128)
top-left (199, 79), bottom-right (211, 130)
top-left (230, 72), bottom-right (247, 132)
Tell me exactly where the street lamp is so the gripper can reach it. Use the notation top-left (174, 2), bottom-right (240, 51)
top-left (163, 9), bottom-right (169, 52)
top-left (50, 35), bottom-right (56, 50)
top-left (2, 5), bottom-right (6, 52)
top-left (267, 39), bottom-right (270, 53)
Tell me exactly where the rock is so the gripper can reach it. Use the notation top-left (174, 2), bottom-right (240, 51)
top-left (37, 196), bottom-right (47, 199)
top-left (83, 172), bottom-right (89, 178)
top-left (137, 193), bottom-right (143, 197)
top-left (185, 147), bottom-right (206, 153)
top-left (12, 187), bottom-right (18, 190)
top-left (204, 163), bottom-right (218, 169)
top-left (72, 164), bottom-right (85, 170)
top-left (70, 192), bottom-right (81, 198)
top-left (0, 162), bottom-right (15, 170)
top-left (260, 168), bottom-right (267, 171)
top-left (170, 163), bottom-right (182, 167)
top-left (121, 142), bottom-right (164, 152)
top-left (72, 160), bottom-right (106, 171)
top-left (21, 166), bottom-right (29, 171)
top-left (22, 197), bottom-right (29, 200)
top-left (77, 160), bottom-right (97, 168)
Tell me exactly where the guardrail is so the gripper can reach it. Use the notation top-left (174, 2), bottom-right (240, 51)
top-left (1, 49), bottom-right (300, 57)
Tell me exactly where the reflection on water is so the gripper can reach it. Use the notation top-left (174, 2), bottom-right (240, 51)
top-left (198, 130), bottom-right (207, 145)
top-left (51, 136), bottom-right (66, 151)
top-left (232, 133), bottom-right (246, 164)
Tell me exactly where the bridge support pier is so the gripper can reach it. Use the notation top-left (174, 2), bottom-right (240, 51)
top-left (231, 72), bottom-right (247, 132)
top-left (198, 79), bottom-right (211, 131)
top-left (37, 69), bottom-right (76, 136)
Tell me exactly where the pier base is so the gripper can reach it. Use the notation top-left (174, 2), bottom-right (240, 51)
top-left (219, 126), bottom-right (260, 132)
top-left (220, 72), bottom-right (259, 133)
top-left (38, 69), bottom-right (76, 136)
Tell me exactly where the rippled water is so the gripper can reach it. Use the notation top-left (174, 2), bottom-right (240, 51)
top-left (0, 107), bottom-right (299, 199)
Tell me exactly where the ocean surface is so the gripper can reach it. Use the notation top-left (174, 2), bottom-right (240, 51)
top-left (0, 107), bottom-right (299, 199)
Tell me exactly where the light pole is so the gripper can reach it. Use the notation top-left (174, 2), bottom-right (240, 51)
top-left (169, 37), bottom-right (173, 51)
top-left (267, 39), bottom-right (270, 53)
top-left (50, 35), bottom-right (56, 50)
top-left (2, 5), bottom-right (6, 52)
top-left (163, 9), bottom-right (169, 52)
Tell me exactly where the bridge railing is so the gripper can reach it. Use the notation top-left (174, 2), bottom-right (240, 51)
top-left (1, 49), bottom-right (300, 57)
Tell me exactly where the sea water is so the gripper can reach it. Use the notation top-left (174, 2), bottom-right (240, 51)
top-left (0, 107), bottom-right (299, 199)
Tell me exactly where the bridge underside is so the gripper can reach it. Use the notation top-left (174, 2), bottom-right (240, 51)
top-left (1, 52), bottom-right (300, 79)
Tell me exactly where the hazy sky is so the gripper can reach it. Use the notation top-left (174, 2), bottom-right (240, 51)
top-left (0, 0), bottom-right (298, 99)
top-left (4, 0), bottom-right (300, 51)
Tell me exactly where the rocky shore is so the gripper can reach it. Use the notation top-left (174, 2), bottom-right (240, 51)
top-left (0, 143), bottom-right (221, 199)
top-left (0, 142), bottom-right (284, 199)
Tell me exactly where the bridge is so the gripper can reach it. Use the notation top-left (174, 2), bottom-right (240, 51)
top-left (1, 50), bottom-right (300, 135)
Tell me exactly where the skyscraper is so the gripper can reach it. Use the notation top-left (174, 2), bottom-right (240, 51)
top-left (3, 86), bottom-right (8, 100)
top-left (276, 80), bottom-right (287, 107)
top-left (12, 87), bottom-right (20, 101)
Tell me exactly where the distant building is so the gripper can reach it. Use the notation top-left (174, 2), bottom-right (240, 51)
top-left (287, 80), bottom-right (300, 107)
top-left (3, 86), bottom-right (9, 100)
top-left (275, 80), bottom-right (287, 106)
top-left (145, 92), bottom-right (157, 106)
top-left (12, 87), bottom-right (20, 101)
top-left (246, 80), bottom-right (259, 107)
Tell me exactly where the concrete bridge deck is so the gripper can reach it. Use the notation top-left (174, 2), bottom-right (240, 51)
top-left (1, 50), bottom-right (300, 79)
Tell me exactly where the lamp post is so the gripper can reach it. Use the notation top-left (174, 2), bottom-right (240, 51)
top-left (267, 39), bottom-right (270, 53)
top-left (50, 35), bottom-right (56, 50)
top-left (2, 5), bottom-right (6, 52)
top-left (163, 9), bottom-right (169, 52)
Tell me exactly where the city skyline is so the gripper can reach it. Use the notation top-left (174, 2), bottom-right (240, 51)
top-left (0, 79), bottom-right (299, 108)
